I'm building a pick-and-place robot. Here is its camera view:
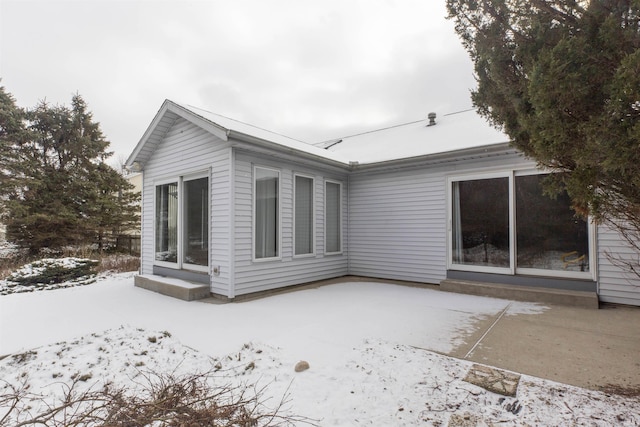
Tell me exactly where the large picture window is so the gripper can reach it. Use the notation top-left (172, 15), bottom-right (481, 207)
top-left (254, 167), bottom-right (280, 260)
top-left (154, 174), bottom-right (209, 271)
top-left (294, 175), bottom-right (315, 256)
top-left (325, 180), bottom-right (342, 254)
top-left (449, 172), bottom-right (591, 278)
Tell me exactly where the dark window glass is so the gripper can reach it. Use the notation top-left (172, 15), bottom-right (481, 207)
top-left (516, 174), bottom-right (589, 272)
top-left (452, 178), bottom-right (510, 268)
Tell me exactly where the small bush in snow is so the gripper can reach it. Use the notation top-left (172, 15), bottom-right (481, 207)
top-left (5, 258), bottom-right (99, 287)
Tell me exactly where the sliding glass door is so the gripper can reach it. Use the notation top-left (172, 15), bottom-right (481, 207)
top-left (154, 173), bottom-right (209, 272)
top-left (449, 171), bottom-right (592, 278)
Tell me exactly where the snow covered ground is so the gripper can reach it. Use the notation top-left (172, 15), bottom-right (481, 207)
top-left (1, 273), bottom-right (639, 425)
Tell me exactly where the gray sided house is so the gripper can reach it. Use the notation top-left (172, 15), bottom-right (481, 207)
top-left (126, 100), bottom-right (640, 307)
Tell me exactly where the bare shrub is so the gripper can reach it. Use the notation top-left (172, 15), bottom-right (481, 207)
top-left (0, 244), bottom-right (32, 280)
top-left (62, 244), bottom-right (99, 260)
top-left (1, 369), bottom-right (317, 427)
top-left (97, 254), bottom-right (140, 273)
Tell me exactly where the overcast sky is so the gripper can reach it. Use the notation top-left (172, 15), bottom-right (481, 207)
top-left (1, 0), bottom-right (477, 163)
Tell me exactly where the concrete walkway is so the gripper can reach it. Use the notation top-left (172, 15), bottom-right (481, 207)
top-left (450, 302), bottom-right (640, 393)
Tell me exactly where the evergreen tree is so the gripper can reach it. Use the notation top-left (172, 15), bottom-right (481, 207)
top-left (447, 0), bottom-right (640, 270)
top-left (1, 90), bottom-right (139, 253)
top-left (0, 85), bottom-right (28, 214)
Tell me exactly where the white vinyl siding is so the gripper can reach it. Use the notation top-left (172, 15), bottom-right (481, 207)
top-left (233, 151), bottom-right (348, 296)
top-left (597, 223), bottom-right (640, 305)
top-left (140, 118), bottom-right (231, 295)
top-left (348, 168), bottom-right (447, 283)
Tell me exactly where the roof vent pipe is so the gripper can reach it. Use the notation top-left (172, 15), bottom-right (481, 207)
top-left (427, 112), bottom-right (436, 126)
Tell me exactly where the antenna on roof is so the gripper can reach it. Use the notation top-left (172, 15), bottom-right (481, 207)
top-left (427, 112), bottom-right (437, 126)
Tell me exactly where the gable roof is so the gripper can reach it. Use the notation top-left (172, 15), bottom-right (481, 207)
top-left (125, 100), bottom-right (346, 169)
top-left (126, 100), bottom-right (511, 170)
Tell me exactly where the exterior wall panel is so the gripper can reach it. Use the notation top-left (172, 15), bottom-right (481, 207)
top-left (232, 151), bottom-right (349, 296)
top-left (141, 118), bottom-right (231, 295)
top-left (597, 224), bottom-right (640, 305)
top-left (348, 169), bottom-right (446, 283)
top-left (348, 153), bottom-right (535, 284)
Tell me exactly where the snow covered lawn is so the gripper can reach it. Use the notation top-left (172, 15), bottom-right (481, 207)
top-left (1, 274), bottom-right (638, 425)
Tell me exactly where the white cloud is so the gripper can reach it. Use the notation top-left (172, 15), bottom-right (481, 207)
top-left (0, 0), bottom-right (476, 158)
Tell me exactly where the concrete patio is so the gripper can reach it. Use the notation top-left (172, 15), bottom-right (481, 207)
top-left (449, 300), bottom-right (640, 393)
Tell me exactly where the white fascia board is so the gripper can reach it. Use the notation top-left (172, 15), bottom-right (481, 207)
top-left (349, 142), bottom-right (517, 173)
top-left (227, 129), bottom-right (351, 170)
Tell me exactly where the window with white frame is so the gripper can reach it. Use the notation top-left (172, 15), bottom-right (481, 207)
top-left (451, 176), bottom-right (510, 269)
top-left (183, 177), bottom-right (209, 267)
top-left (294, 174), bottom-right (315, 256)
top-left (254, 166), bottom-right (280, 260)
top-left (449, 171), bottom-right (592, 278)
top-left (155, 182), bottom-right (179, 264)
top-left (154, 173), bottom-right (209, 271)
top-left (325, 180), bottom-right (342, 254)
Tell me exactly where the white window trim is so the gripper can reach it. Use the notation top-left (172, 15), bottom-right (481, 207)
top-left (446, 170), bottom-right (595, 280)
top-left (252, 165), bottom-right (282, 262)
top-left (293, 173), bottom-right (316, 258)
top-left (153, 170), bottom-right (210, 273)
top-left (324, 179), bottom-right (343, 255)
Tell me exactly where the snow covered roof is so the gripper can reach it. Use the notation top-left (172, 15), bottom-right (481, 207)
top-left (126, 101), bottom-right (510, 170)
top-left (178, 102), bottom-right (348, 164)
top-left (323, 109), bottom-right (510, 165)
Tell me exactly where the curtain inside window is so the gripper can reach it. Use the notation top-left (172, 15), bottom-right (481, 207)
top-left (155, 182), bottom-right (178, 263)
top-left (295, 176), bottom-right (314, 255)
top-left (255, 169), bottom-right (279, 259)
top-left (325, 182), bottom-right (341, 253)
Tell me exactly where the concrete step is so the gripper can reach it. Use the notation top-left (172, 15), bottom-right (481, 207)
top-left (134, 274), bottom-right (210, 301)
top-left (440, 279), bottom-right (599, 309)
